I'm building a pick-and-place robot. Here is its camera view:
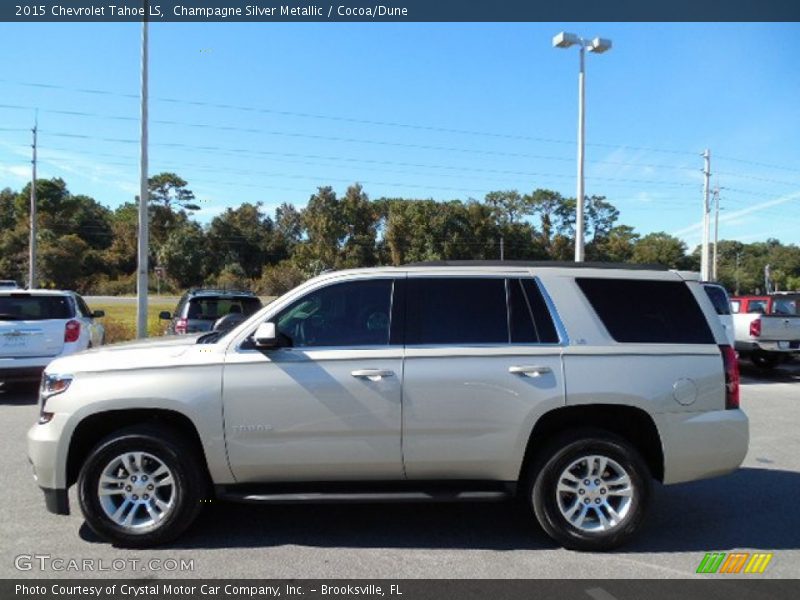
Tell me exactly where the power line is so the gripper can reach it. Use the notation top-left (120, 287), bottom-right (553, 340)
top-left (0, 80), bottom-right (700, 156)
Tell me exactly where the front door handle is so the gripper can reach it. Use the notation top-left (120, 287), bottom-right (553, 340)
top-left (509, 365), bottom-right (552, 378)
top-left (351, 369), bottom-right (395, 381)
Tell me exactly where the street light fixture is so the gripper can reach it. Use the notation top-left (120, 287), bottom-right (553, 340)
top-left (552, 31), bottom-right (612, 262)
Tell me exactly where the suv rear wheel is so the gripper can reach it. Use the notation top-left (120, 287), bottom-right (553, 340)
top-left (78, 424), bottom-right (205, 547)
top-left (528, 429), bottom-right (651, 551)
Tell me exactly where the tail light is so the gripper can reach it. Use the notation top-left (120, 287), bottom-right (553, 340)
top-left (720, 344), bottom-right (740, 410)
top-left (749, 318), bottom-right (761, 337)
top-left (175, 317), bottom-right (188, 335)
top-left (64, 320), bottom-right (81, 343)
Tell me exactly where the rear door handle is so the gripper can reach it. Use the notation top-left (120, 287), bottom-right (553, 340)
top-left (509, 365), bottom-right (552, 378)
top-left (351, 369), bottom-right (395, 381)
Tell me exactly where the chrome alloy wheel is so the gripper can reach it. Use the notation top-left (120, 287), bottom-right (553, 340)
top-left (97, 451), bottom-right (176, 531)
top-left (555, 454), bottom-right (634, 533)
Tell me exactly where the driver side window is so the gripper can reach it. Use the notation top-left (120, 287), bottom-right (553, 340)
top-left (274, 279), bottom-right (394, 348)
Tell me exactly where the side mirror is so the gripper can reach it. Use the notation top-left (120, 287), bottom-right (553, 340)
top-left (159, 311), bottom-right (172, 320)
top-left (92, 310), bottom-right (105, 318)
top-left (253, 322), bottom-right (279, 348)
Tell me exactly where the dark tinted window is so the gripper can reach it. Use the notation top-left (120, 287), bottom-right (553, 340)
top-left (76, 296), bottom-right (93, 318)
top-left (0, 294), bottom-right (73, 320)
top-left (509, 279), bottom-right (560, 343)
top-left (747, 300), bottom-right (767, 314)
top-left (577, 278), bottom-right (714, 344)
top-left (406, 278), bottom-right (507, 345)
top-left (703, 285), bottom-right (731, 315)
top-left (187, 296), bottom-right (262, 320)
top-left (772, 298), bottom-right (797, 315)
top-left (275, 279), bottom-right (393, 347)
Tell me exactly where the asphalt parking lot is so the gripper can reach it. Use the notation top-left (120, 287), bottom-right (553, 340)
top-left (1, 361), bottom-right (798, 580)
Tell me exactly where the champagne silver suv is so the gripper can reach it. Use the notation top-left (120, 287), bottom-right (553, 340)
top-left (27, 262), bottom-right (748, 551)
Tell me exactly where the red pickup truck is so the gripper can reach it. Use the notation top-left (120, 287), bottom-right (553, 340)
top-left (730, 295), bottom-right (800, 368)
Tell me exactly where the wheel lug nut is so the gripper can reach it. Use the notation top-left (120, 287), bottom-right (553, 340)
top-left (148, 484), bottom-right (154, 490)
top-left (143, 494), bottom-right (149, 500)
top-left (132, 494), bottom-right (138, 500)
top-left (583, 479), bottom-right (590, 485)
top-left (594, 479), bottom-right (600, 485)
top-left (126, 486), bottom-right (132, 492)
top-left (141, 475), bottom-right (147, 481)
top-left (595, 498), bottom-right (601, 504)
top-left (578, 489), bottom-right (585, 495)
top-left (601, 488), bottom-right (606, 494)
top-left (131, 475), bottom-right (137, 482)
top-left (584, 498), bottom-right (590, 504)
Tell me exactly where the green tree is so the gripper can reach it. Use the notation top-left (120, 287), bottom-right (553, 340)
top-left (632, 232), bottom-right (687, 268)
top-left (157, 222), bottom-right (208, 288)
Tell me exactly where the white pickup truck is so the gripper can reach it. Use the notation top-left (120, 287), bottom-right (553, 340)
top-left (0, 290), bottom-right (106, 386)
top-left (731, 295), bottom-right (800, 368)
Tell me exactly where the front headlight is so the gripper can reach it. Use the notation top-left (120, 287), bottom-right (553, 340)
top-left (38, 373), bottom-right (73, 424)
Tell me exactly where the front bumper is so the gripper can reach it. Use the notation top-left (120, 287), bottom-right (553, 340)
top-left (656, 408), bottom-right (749, 485)
top-left (42, 487), bottom-right (69, 515)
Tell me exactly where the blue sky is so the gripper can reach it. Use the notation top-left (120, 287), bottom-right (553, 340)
top-left (0, 22), bottom-right (798, 249)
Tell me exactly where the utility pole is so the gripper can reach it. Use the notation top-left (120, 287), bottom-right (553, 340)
top-left (700, 149), bottom-right (711, 281)
top-left (136, 11), bottom-right (149, 338)
top-left (28, 117), bottom-right (38, 289)
top-left (500, 235), bottom-right (505, 261)
top-left (712, 186), bottom-right (720, 281)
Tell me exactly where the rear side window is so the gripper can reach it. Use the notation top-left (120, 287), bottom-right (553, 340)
top-left (0, 294), bottom-right (73, 320)
top-left (747, 300), bottom-right (768, 314)
top-left (703, 285), bottom-right (731, 315)
top-left (406, 278), bottom-right (507, 345)
top-left (508, 279), bottom-right (560, 343)
top-left (576, 278), bottom-right (714, 344)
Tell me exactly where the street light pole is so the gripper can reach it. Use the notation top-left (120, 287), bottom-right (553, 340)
top-left (575, 45), bottom-right (586, 262)
top-left (553, 32), bottom-right (612, 263)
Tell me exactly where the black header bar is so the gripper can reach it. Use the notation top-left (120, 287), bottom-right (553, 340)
top-left (4, 1), bottom-right (800, 22)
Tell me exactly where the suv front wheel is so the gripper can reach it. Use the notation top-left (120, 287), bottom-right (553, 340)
top-left (528, 430), bottom-right (651, 551)
top-left (78, 424), bottom-right (205, 547)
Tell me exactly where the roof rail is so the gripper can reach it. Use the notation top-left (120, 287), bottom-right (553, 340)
top-left (403, 260), bottom-right (668, 271)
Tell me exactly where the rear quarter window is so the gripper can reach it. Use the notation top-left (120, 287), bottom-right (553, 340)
top-left (703, 285), bottom-right (731, 315)
top-left (576, 278), bottom-right (715, 344)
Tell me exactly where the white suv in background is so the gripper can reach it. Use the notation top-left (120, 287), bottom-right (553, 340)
top-left (1, 290), bottom-right (105, 385)
top-left (28, 262), bottom-right (747, 551)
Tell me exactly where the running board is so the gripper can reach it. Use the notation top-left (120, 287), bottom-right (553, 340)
top-left (217, 488), bottom-right (512, 504)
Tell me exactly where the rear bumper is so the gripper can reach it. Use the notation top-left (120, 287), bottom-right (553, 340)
top-left (736, 341), bottom-right (800, 354)
top-left (657, 409), bottom-right (749, 485)
top-left (0, 363), bottom-right (46, 383)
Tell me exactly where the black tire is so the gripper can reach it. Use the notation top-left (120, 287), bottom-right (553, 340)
top-left (751, 351), bottom-right (779, 370)
top-left (528, 429), bottom-right (651, 551)
top-left (78, 424), bottom-right (205, 548)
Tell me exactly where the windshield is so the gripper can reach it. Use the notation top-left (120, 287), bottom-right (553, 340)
top-left (0, 294), bottom-right (73, 320)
